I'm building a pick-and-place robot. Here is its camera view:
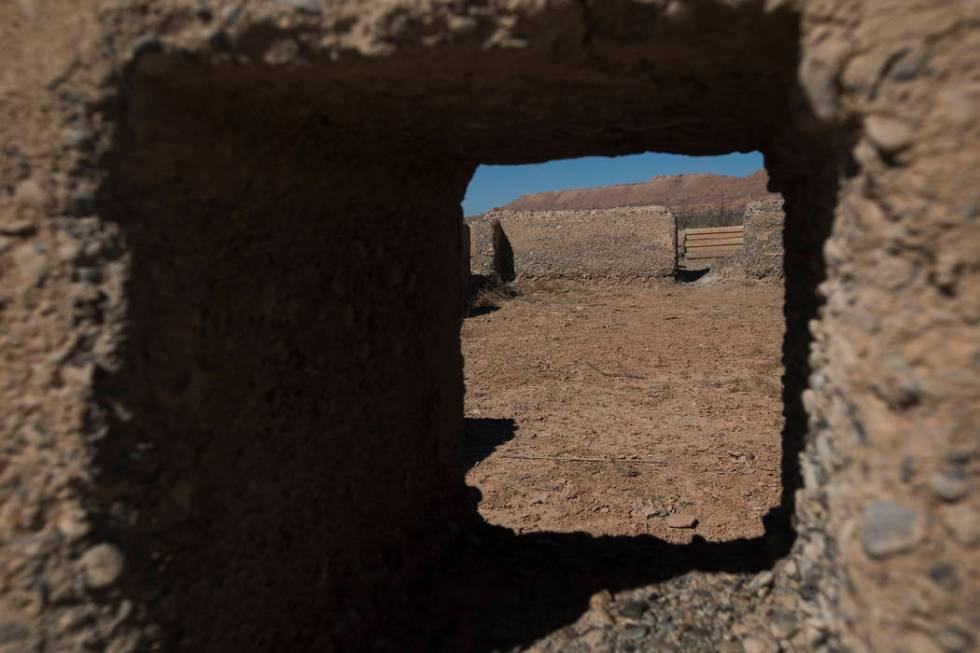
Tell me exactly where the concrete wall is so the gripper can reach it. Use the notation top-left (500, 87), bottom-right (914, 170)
top-left (466, 215), bottom-right (514, 289)
top-left (488, 206), bottom-right (677, 278)
top-left (0, 1), bottom-right (977, 651)
top-left (712, 199), bottom-right (785, 280)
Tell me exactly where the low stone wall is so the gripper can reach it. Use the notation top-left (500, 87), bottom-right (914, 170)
top-left (486, 206), bottom-right (676, 278)
top-left (710, 199), bottom-right (785, 280)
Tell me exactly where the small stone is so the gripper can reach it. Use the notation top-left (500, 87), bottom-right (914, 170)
top-left (13, 178), bottom-right (45, 209)
top-left (12, 242), bottom-right (48, 284)
top-left (580, 606), bottom-right (613, 628)
top-left (768, 611), bottom-right (798, 640)
top-left (747, 570), bottom-right (774, 594)
top-left (742, 631), bottom-right (780, 653)
top-left (666, 513), bottom-right (698, 528)
top-left (0, 215), bottom-right (35, 236)
top-left (798, 39), bottom-right (851, 121)
top-left (0, 620), bottom-right (31, 645)
top-left (580, 629), bottom-right (605, 648)
top-left (943, 505), bottom-right (980, 547)
top-left (620, 624), bottom-right (648, 641)
top-left (447, 15), bottom-right (477, 35)
top-left (935, 627), bottom-right (975, 653)
top-left (75, 266), bottom-right (102, 284)
top-left (62, 127), bottom-right (92, 149)
top-left (67, 188), bottom-right (97, 216)
top-left (588, 589), bottom-right (612, 610)
top-left (57, 506), bottom-right (91, 542)
top-left (780, 559), bottom-right (799, 580)
top-left (937, 89), bottom-right (976, 126)
top-left (80, 543), bottom-right (125, 589)
top-left (927, 563), bottom-right (960, 592)
top-left (865, 115), bottom-right (914, 153)
top-left (861, 501), bottom-right (924, 558)
top-left (618, 599), bottom-right (645, 620)
top-left (931, 471), bottom-right (968, 502)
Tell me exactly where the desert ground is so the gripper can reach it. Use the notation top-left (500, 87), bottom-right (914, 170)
top-left (462, 278), bottom-right (784, 544)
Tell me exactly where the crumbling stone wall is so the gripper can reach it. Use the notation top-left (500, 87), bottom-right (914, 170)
top-left (1, 1), bottom-right (977, 651)
top-left (488, 206), bottom-right (677, 278)
top-left (465, 215), bottom-right (514, 290)
top-left (710, 199), bottom-right (785, 280)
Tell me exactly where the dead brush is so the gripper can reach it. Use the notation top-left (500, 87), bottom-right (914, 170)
top-left (466, 285), bottom-right (516, 316)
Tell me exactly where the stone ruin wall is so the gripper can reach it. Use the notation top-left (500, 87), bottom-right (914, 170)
top-left (484, 206), bottom-right (677, 279)
top-left (465, 215), bottom-right (514, 290)
top-left (710, 198), bottom-right (786, 281)
top-left (0, 1), bottom-right (978, 651)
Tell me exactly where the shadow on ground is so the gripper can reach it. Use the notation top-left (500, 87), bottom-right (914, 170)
top-left (389, 521), bottom-right (779, 651)
top-left (674, 267), bottom-right (711, 282)
top-left (462, 418), bottom-right (517, 470)
top-left (382, 416), bottom-right (788, 651)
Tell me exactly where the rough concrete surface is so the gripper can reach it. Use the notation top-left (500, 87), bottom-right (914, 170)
top-left (466, 215), bottom-right (514, 289)
top-left (709, 199), bottom-right (786, 280)
top-left (489, 206), bottom-right (677, 278)
top-left (1, 0), bottom-right (978, 651)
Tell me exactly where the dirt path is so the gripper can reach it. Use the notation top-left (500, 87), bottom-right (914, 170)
top-left (462, 279), bottom-right (785, 544)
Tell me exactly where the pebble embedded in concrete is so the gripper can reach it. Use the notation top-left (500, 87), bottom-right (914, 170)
top-left (943, 505), bottom-right (980, 547)
top-left (80, 543), bottom-right (125, 589)
top-left (742, 631), bottom-right (780, 653)
top-left (865, 115), bottom-right (914, 153)
top-left (930, 471), bottom-right (968, 502)
top-left (861, 501), bottom-right (924, 558)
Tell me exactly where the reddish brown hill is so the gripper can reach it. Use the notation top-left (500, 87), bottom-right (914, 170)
top-left (502, 169), bottom-right (775, 219)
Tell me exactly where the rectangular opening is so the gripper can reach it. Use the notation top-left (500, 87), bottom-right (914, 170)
top-left (461, 153), bottom-right (788, 545)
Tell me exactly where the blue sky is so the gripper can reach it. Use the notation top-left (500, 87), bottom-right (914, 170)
top-left (462, 151), bottom-right (764, 216)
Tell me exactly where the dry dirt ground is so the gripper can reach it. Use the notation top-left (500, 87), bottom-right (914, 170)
top-left (462, 278), bottom-right (785, 545)
top-left (388, 278), bottom-right (791, 651)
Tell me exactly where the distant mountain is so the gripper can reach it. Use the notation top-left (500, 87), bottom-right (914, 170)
top-left (501, 169), bottom-right (776, 220)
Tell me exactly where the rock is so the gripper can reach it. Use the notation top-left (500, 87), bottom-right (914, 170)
top-left (0, 214), bottom-right (35, 236)
top-left (580, 629), bottom-right (605, 648)
top-left (861, 501), bottom-right (923, 558)
top-left (588, 589), bottom-right (612, 610)
top-left (768, 611), bottom-right (798, 640)
top-left (580, 606), bottom-right (613, 628)
top-left (747, 570), bottom-right (773, 594)
top-left (13, 178), bottom-right (45, 209)
top-left (620, 624), bottom-right (648, 641)
top-left (937, 88), bottom-right (976, 126)
top-left (934, 627), bottom-right (975, 653)
top-left (0, 620), bottom-right (31, 645)
top-left (80, 543), bottom-right (125, 589)
top-left (12, 242), bottom-right (48, 284)
top-left (865, 115), bottom-right (914, 153)
top-left (927, 563), bottom-right (960, 592)
top-left (943, 505), bottom-right (980, 547)
top-left (930, 471), bottom-right (968, 502)
top-left (57, 506), bottom-right (91, 542)
top-left (742, 631), bottom-right (780, 653)
top-left (666, 513), bottom-right (698, 528)
top-left (780, 559), bottom-right (799, 580)
top-left (798, 39), bottom-right (851, 121)
top-left (618, 599), bottom-right (646, 620)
